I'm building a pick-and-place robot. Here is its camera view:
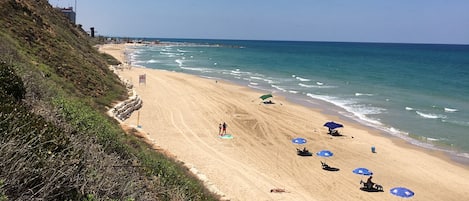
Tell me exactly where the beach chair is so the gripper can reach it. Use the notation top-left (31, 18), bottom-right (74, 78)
top-left (320, 161), bottom-right (330, 169)
top-left (360, 180), bottom-right (383, 191)
top-left (296, 148), bottom-right (312, 156)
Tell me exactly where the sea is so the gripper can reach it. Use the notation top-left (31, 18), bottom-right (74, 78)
top-left (126, 39), bottom-right (469, 163)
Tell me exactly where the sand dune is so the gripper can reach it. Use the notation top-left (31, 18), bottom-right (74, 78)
top-left (101, 44), bottom-right (469, 201)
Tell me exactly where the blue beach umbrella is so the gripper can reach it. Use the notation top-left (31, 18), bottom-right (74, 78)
top-left (390, 187), bottom-right (415, 198)
top-left (323, 121), bottom-right (343, 130)
top-left (316, 150), bottom-right (333, 157)
top-left (292, 137), bottom-right (307, 145)
top-left (353, 167), bottom-right (373, 176)
top-left (316, 150), bottom-right (334, 166)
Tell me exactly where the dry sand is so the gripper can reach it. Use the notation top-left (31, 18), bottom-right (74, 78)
top-left (100, 44), bottom-right (469, 201)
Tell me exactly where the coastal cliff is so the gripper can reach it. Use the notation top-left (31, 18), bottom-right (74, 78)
top-left (0, 0), bottom-right (217, 200)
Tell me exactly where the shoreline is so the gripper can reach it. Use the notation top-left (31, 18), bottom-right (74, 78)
top-left (202, 69), bottom-right (469, 167)
top-left (100, 43), bottom-right (469, 201)
top-left (125, 41), bottom-right (469, 163)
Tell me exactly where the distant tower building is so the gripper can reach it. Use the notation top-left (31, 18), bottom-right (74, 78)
top-left (57, 7), bottom-right (76, 23)
top-left (90, 27), bottom-right (95, 37)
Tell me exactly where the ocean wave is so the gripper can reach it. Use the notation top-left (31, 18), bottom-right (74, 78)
top-left (442, 119), bottom-right (469, 127)
top-left (295, 76), bottom-right (311, 82)
top-left (355, 93), bottom-right (374, 96)
top-left (271, 84), bottom-right (287, 92)
top-left (306, 93), bottom-right (384, 126)
top-left (249, 82), bottom-right (258, 85)
top-left (349, 104), bottom-right (386, 115)
top-left (298, 83), bottom-right (335, 89)
top-left (316, 82), bottom-right (324, 86)
top-left (160, 51), bottom-right (176, 55)
top-left (298, 83), bottom-right (315, 88)
top-left (175, 59), bottom-right (183, 67)
top-left (180, 66), bottom-right (213, 72)
top-left (247, 84), bottom-right (263, 90)
top-left (230, 69), bottom-right (253, 76)
top-left (177, 49), bottom-right (190, 53)
top-left (289, 90), bottom-right (299, 94)
top-left (146, 59), bottom-right (159, 63)
top-left (389, 127), bottom-right (407, 135)
top-left (415, 111), bottom-right (447, 119)
top-left (425, 137), bottom-right (440, 142)
top-left (250, 76), bottom-right (274, 84)
top-left (405, 107), bottom-right (414, 111)
top-left (444, 107), bottom-right (458, 113)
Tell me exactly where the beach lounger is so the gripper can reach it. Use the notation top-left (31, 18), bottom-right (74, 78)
top-left (296, 148), bottom-right (312, 156)
top-left (321, 161), bottom-right (330, 169)
top-left (360, 180), bottom-right (383, 191)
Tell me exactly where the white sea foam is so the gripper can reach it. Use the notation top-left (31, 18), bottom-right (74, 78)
top-left (442, 119), bottom-right (469, 127)
top-left (175, 59), bottom-right (183, 67)
top-left (405, 107), bottom-right (414, 111)
top-left (146, 59), bottom-right (159, 63)
top-left (249, 82), bottom-right (258, 85)
top-left (250, 76), bottom-right (274, 84)
top-left (416, 111), bottom-right (447, 119)
top-left (289, 90), bottom-right (299, 94)
top-left (426, 137), bottom-right (440, 142)
top-left (299, 83), bottom-right (335, 89)
top-left (177, 49), bottom-right (190, 52)
top-left (180, 67), bottom-right (213, 72)
top-left (295, 76), bottom-right (311, 82)
top-left (389, 127), bottom-right (406, 135)
top-left (355, 93), bottom-right (374, 96)
top-left (306, 93), bottom-right (384, 126)
top-left (250, 76), bottom-right (265, 81)
top-left (350, 104), bottom-right (386, 115)
top-left (316, 82), bottom-right (324, 86)
top-left (444, 107), bottom-right (458, 112)
top-left (298, 83), bottom-right (315, 88)
top-left (271, 84), bottom-right (287, 92)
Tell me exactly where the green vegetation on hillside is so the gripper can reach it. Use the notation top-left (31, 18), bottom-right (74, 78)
top-left (0, 0), bottom-right (218, 200)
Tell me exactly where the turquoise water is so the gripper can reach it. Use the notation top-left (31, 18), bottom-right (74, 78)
top-left (129, 39), bottom-right (469, 161)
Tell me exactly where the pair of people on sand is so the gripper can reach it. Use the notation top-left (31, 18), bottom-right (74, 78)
top-left (218, 122), bottom-right (227, 136)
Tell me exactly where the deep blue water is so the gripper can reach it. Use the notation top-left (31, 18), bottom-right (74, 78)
top-left (128, 39), bottom-right (469, 160)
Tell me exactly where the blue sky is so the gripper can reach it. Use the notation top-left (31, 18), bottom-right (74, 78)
top-left (49, 0), bottom-right (469, 44)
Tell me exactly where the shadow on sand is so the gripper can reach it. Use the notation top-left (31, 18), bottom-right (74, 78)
top-left (322, 166), bottom-right (340, 171)
top-left (360, 187), bottom-right (384, 192)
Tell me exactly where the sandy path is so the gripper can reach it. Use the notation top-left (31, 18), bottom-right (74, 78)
top-left (101, 44), bottom-right (469, 201)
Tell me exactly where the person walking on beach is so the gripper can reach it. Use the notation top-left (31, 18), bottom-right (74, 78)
top-left (222, 122), bottom-right (227, 135)
top-left (218, 123), bottom-right (222, 135)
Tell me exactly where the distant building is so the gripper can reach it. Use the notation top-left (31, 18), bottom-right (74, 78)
top-left (57, 7), bottom-right (76, 23)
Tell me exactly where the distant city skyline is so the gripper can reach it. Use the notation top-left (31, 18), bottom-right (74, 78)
top-left (49, 0), bottom-right (469, 44)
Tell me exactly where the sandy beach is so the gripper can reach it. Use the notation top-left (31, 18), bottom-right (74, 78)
top-left (100, 44), bottom-right (469, 201)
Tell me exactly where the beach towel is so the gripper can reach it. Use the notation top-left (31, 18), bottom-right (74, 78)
top-left (219, 134), bottom-right (233, 139)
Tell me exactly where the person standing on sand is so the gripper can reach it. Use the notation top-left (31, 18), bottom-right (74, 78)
top-left (222, 122), bottom-right (227, 135)
top-left (218, 123), bottom-right (222, 135)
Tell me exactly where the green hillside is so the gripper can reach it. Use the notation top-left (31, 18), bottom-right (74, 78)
top-left (0, 0), bottom-right (217, 200)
